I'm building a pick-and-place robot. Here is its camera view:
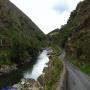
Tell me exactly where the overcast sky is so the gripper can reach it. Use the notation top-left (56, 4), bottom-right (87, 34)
top-left (10, 0), bottom-right (83, 34)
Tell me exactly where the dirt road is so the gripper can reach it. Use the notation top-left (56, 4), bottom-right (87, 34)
top-left (59, 52), bottom-right (90, 90)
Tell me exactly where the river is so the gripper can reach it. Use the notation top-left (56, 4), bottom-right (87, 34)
top-left (0, 50), bottom-right (49, 89)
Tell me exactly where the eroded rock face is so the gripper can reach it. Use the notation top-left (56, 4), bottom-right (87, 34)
top-left (13, 78), bottom-right (44, 90)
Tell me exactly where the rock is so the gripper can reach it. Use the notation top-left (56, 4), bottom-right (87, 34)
top-left (21, 78), bottom-right (26, 85)
top-left (0, 64), bottom-right (17, 75)
top-left (38, 75), bottom-right (44, 86)
top-left (13, 83), bottom-right (22, 90)
top-left (12, 78), bottom-right (44, 90)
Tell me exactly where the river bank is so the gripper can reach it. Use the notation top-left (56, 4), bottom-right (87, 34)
top-left (0, 64), bottom-right (17, 76)
top-left (12, 49), bottom-right (63, 90)
top-left (0, 50), bottom-right (50, 89)
top-left (11, 50), bottom-right (50, 90)
top-left (0, 49), bottom-right (40, 77)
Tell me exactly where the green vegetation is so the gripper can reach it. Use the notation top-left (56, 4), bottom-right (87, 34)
top-left (0, 0), bottom-right (47, 65)
top-left (0, 49), bottom-right (12, 65)
top-left (48, 28), bottom-right (59, 36)
top-left (64, 0), bottom-right (90, 75)
top-left (50, 44), bottom-right (62, 55)
top-left (44, 56), bottom-right (63, 90)
top-left (67, 56), bottom-right (90, 76)
top-left (48, 0), bottom-right (90, 76)
top-left (80, 64), bottom-right (90, 76)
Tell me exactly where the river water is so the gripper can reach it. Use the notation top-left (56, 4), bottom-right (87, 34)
top-left (24, 50), bottom-right (49, 80)
top-left (0, 50), bottom-right (49, 88)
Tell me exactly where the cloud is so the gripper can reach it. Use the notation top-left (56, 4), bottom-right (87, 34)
top-left (53, 2), bottom-right (70, 13)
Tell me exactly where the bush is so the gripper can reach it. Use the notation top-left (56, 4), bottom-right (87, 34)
top-left (0, 50), bottom-right (11, 65)
top-left (44, 56), bottom-right (63, 90)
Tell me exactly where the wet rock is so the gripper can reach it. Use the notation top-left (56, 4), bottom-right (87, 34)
top-left (13, 78), bottom-right (44, 90)
top-left (0, 64), bottom-right (17, 75)
top-left (38, 75), bottom-right (44, 86)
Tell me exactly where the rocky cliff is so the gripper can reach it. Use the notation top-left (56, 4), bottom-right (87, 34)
top-left (49, 0), bottom-right (90, 75)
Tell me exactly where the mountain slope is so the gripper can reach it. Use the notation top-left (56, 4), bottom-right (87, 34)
top-left (65, 0), bottom-right (90, 75)
top-left (49, 0), bottom-right (90, 75)
top-left (0, 0), bottom-right (46, 65)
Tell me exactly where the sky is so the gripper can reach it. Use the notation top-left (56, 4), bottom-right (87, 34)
top-left (10, 0), bottom-right (84, 34)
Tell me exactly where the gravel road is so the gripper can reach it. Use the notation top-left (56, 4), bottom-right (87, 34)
top-left (59, 52), bottom-right (90, 90)
top-left (66, 61), bottom-right (90, 90)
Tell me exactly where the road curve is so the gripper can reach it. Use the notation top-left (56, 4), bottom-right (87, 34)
top-left (59, 52), bottom-right (90, 90)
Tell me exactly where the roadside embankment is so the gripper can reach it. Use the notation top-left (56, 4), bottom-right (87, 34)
top-left (56, 61), bottom-right (68, 90)
top-left (38, 55), bottom-right (63, 90)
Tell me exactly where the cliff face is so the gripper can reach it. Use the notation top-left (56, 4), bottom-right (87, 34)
top-left (0, 0), bottom-right (46, 65)
top-left (49, 0), bottom-right (90, 67)
top-left (65, 0), bottom-right (90, 64)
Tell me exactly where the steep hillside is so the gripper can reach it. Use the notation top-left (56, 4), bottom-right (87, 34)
top-left (0, 0), bottom-right (46, 65)
top-left (48, 28), bottom-right (59, 36)
top-left (49, 0), bottom-right (90, 75)
top-left (47, 28), bottom-right (60, 45)
top-left (65, 0), bottom-right (90, 75)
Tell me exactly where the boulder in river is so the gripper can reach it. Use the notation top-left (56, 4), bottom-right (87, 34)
top-left (13, 78), bottom-right (44, 90)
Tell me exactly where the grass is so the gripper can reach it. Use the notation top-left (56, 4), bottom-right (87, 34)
top-left (80, 64), bottom-right (90, 76)
top-left (43, 56), bottom-right (63, 90)
top-left (68, 56), bottom-right (90, 76)
top-left (50, 44), bottom-right (62, 55)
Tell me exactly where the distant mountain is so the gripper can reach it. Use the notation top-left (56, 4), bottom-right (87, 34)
top-left (48, 28), bottom-right (59, 36)
top-left (47, 28), bottom-right (60, 46)
top-left (0, 0), bottom-right (47, 65)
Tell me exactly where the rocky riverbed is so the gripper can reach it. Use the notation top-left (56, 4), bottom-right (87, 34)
top-left (12, 78), bottom-right (43, 90)
top-left (11, 49), bottom-right (63, 90)
top-left (11, 55), bottom-right (51, 90)
top-left (12, 61), bottom-right (50, 90)
top-left (0, 64), bottom-right (17, 75)
top-left (12, 68), bottom-right (48, 90)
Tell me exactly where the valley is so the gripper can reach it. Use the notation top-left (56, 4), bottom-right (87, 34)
top-left (0, 0), bottom-right (90, 90)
